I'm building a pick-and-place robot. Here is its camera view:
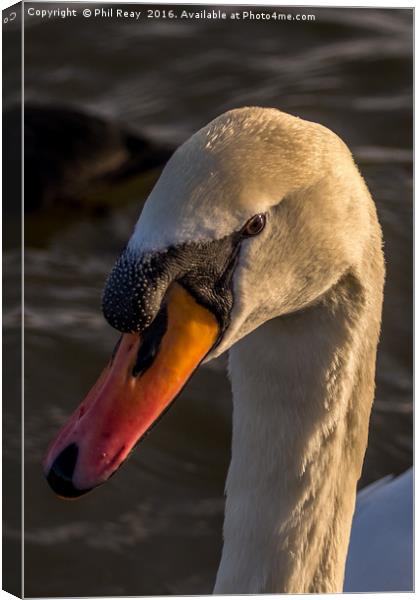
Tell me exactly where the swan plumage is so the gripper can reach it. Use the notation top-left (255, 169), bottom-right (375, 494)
top-left (45, 106), bottom-right (412, 593)
top-left (344, 468), bottom-right (413, 592)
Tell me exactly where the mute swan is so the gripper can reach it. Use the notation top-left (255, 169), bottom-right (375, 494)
top-left (44, 107), bottom-right (412, 593)
top-left (344, 468), bottom-right (413, 592)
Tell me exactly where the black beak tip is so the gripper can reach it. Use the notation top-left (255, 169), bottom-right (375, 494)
top-left (46, 443), bottom-right (90, 499)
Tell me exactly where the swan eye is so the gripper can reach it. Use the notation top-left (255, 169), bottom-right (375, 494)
top-left (242, 214), bottom-right (266, 237)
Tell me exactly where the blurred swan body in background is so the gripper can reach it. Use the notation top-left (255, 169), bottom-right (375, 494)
top-left (344, 468), bottom-right (413, 592)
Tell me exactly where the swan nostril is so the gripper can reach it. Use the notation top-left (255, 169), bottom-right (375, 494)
top-left (46, 443), bottom-right (90, 498)
top-left (132, 305), bottom-right (168, 378)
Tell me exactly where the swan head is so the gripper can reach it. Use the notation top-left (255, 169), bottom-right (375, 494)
top-left (44, 107), bottom-right (372, 497)
top-left (106, 106), bottom-right (369, 355)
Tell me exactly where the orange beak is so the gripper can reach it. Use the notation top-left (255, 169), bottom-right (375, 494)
top-left (43, 283), bottom-right (219, 498)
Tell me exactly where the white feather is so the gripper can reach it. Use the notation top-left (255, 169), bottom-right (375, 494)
top-left (344, 469), bottom-right (413, 592)
top-left (130, 107), bottom-right (412, 593)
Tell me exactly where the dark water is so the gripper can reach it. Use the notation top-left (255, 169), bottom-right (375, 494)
top-left (4, 5), bottom-right (413, 597)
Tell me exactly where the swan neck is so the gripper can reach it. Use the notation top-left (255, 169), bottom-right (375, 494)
top-left (215, 274), bottom-right (380, 593)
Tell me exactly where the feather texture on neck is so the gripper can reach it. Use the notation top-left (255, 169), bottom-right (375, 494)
top-left (215, 266), bottom-right (383, 593)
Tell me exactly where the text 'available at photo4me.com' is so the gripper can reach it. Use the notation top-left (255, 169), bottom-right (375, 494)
top-left (25, 5), bottom-right (317, 22)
